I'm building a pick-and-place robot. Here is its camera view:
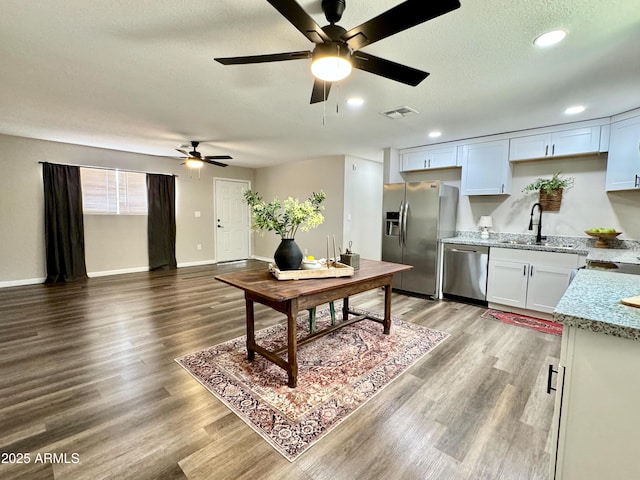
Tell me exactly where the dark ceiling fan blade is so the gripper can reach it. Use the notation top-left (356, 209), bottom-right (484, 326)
top-left (215, 50), bottom-right (312, 65)
top-left (343, 0), bottom-right (461, 51)
top-left (352, 52), bottom-right (429, 86)
top-left (266, 0), bottom-right (331, 44)
top-left (176, 148), bottom-right (190, 156)
top-left (310, 79), bottom-right (332, 104)
top-left (204, 155), bottom-right (232, 160)
top-left (202, 159), bottom-right (229, 167)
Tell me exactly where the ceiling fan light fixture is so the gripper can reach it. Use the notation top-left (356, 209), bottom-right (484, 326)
top-left (185, 159), bottom-right (204, 169)
top-left (311, 43), bottom-right (352, 82)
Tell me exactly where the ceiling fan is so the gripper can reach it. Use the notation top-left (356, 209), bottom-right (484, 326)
top-left (176, 141), bottom-right (231, 167)
top-left (214, 0), bottom-right (461, 104)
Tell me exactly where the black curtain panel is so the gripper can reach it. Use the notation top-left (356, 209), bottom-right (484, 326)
top-left (42, 162), bottom-right (88, 283)
top-left (147, 173), bottom-right (177, 271)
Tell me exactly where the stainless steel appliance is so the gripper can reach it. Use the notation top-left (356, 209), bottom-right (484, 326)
top-left (442, 244), bottom-right (489, 301)
top-left (382, 181), bottom-right (458, 297)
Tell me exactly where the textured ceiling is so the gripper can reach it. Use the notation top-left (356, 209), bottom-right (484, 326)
top-left (1, 0), bottom-right (639, 168)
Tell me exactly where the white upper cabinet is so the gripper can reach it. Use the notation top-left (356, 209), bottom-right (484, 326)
top-left (460, 140), bottom-right (511, 195)
top-left (605, 115), bottom-right (640, 191)
top-left (509, 126), bottom-right (601, 161)
top-left (400, 145), bottom-right (458, 172)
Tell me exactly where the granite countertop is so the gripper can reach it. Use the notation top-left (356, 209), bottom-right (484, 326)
top-left (585, 249), bottom-right (640, 265)
top-left (553, 269), bottom-right (640, 341)
top-left (441, 233), bottom-right (640, 264)
top-left (441, 235), bottom-right (589, 254)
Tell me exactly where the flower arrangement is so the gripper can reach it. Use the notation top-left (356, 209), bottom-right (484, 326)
top-left (522, 172), bottom-right (574, 195)
top-left (243, 190), bottom-right (326, 239)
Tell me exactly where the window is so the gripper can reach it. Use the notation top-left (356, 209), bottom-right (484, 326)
top-left (80, 168), bottom-right (148, 215)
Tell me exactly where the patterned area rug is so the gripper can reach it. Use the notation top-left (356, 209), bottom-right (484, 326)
top-left (176, 307), bottom-right (449, 461)
top-left (482, 309), bottom-right (563, 335)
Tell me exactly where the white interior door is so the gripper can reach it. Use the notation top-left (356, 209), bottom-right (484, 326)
top-left (214, 178), bottom-right (250, 262)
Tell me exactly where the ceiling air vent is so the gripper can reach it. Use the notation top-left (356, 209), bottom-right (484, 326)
top-left (380, 106), bottom-right (419, 119)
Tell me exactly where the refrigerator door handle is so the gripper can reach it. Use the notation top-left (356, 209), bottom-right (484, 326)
top-left (401, 201), bottom-right (409, 247)
top-left (398, 202), bottom-right (405, 247)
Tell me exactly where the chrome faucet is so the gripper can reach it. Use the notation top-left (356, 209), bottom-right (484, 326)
top-left (528, 203), bottom-right (544, 243)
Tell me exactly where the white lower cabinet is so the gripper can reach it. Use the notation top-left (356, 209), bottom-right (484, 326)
top-left (550, 326), bottom-right (640, 479)
top-left (487, 248), bottom-right (580, 314)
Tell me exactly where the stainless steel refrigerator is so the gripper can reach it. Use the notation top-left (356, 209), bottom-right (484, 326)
top-left (382, 181), bottom-right (458, 297)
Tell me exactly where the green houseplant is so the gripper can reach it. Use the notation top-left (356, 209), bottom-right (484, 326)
top-left (522, 172), bottom-right (574, 211)
top-left (522, 172), bottom-right (574, 195)
top-left (243, 189), bottom-right (326, 270)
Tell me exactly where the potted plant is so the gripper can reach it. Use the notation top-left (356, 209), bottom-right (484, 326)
top-left (522, 172), bottom-right (574, 211)
top-left (243, 189), bottom-right (326, 270)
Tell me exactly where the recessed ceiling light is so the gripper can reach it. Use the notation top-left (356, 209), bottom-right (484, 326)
top-left (565, 105), bottom-right (586, 115)
top-left (428, 131), bottom-right (442, 138)
top-left (534, 30), bottom-right (566, 47)
top-left (347, 97), bottom-right (364, 107)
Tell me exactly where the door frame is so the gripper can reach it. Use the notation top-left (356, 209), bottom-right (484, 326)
top-left (213, 177), bottom-right (252, 262)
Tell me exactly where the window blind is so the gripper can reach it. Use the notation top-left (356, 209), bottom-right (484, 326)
top-left (80, 168), bottom-right (148, 215)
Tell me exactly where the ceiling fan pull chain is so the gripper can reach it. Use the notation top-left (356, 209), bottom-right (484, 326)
top-left (323, 81), bottom-right (327, 126)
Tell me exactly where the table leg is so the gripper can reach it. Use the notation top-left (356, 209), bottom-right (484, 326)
top-left (245, 296), bottom-right (255, 361)
top-left (342, 297), bottom-right (349, 322)
top-left (383, 283), bottom-right (392, 334)
top-left (287, 299), bottom-right (298, 388)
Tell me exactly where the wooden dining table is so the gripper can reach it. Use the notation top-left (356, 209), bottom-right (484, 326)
top-left (215, 259), bottom-right (412, 388)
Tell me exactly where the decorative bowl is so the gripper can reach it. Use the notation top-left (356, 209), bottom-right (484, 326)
top-left (584, 230), bottom-right (622, 248)
top-left (301, 261), bottom-right (323, 270)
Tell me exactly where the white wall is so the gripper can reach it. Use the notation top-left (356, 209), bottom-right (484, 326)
top-left (343, 156), bottom-right (383, 260)
top-left (0, 134), bottom-right (254, 285)
top-left (397, 153), bottom-right (640, 240)
top-left (252, 156), bottom-right (346, 261)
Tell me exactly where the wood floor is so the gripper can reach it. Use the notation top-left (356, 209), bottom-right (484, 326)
top-left (0, 261), bottom-right (560, 480)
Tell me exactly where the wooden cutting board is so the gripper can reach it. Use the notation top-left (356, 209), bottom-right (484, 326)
top-left (621, 296), bottom-right (640, 308)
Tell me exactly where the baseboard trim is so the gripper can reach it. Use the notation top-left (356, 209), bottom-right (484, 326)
top-left (0, 277), bottom-right (47, 288)
top-left (177, 260), bottom-right (217, 268)
top-left (1, 258), bottom-right (270, 288)
top-left (88, 266), bottom-right (149, 278)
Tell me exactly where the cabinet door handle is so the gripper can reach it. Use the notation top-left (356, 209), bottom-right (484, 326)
top-left (530, 266), bottom-right (534, 277)
top-left (635, 174), bottom-right (640, 188)
top-left (523, 265), bottom-right (527, 275)
top-left (501, 183), bottom-right (504, 193)
top-left (545, 145), bottom-right (549, 156)
top-left (552, 144), bottom-right (555, 156)
top-left (547, 364), bottom-right (558, 394)
top-left (428, 159), bottom-right (431, 168)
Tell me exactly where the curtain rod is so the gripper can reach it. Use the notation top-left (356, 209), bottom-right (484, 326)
top-left (38, 161), bottom-right (179, 177)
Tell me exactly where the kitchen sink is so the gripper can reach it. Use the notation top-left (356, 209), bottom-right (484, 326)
top-left (547, 243), bottom-right (578, 249)
top-left (498, 240), bottom-right (577, 249)
top-left (533, 242), bottom-right (577, 249)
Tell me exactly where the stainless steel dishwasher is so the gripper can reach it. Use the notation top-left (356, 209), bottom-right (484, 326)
top-left (442, 244), bottom-right (489, 301)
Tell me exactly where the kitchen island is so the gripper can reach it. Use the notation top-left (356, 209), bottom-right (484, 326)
top-left (550, 269), bottom-right (640, 480)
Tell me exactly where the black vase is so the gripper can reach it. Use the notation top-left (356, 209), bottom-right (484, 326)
top-left (274, 239), bottom-right (303, 271)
